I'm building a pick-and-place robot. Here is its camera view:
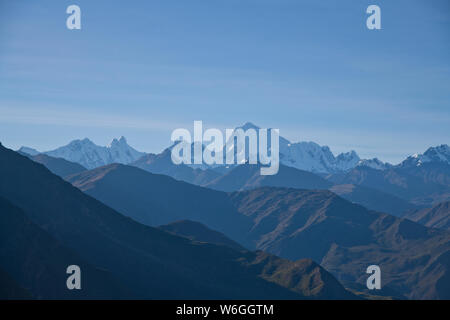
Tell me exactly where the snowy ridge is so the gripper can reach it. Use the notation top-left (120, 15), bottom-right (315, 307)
top-left (233, 122), bottom-right (361, 173)
top-left (186, 122), bottom-right (362, 174)
top-left (279, 141), bottom-right (360, 174)
top-left (400, 144), bottom-right (450, 168)
top-left (16, 125), bottom-right (448, 174)
top-left (356, 158), bottom-right (391, 170)
top-left (43, 136), bottom-right (145, 169)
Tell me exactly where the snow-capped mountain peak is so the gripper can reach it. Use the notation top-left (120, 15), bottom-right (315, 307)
top-left (334, 150), bottom-right (360, 171)
top-left (239, 122), bottom-right (260, 131)
top-left (205, 122), bottom-right (362, 174)
top-left (110, 136), bottom-right (128, 147)
top-left (44, 137), bottom-right (146, 169)
top-left (423, 144), bottom-right (450, 163)
top-left (400, 144), bottom-right (450, 168)
top-left (356, 158), bottom-right (391, 170)
top-left (279, 141), bottom-right (360, 173)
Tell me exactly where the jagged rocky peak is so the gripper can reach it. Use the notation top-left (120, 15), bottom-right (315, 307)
top-left (42, 136), bottom-right (146, 169)
top-left (357, 158), bottom-right (391, 170)
top-left (401, 144), bottom-right (450, 167)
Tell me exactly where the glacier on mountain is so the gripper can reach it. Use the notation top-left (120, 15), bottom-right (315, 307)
top-left (43, 136), bottom-right (145, 169)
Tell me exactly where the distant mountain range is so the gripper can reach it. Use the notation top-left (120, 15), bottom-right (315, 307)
top-left (328, 161), bottom-right (450, 207)
top-left (9, 126), bottom-right (450, 300)
top-left (20, 136), bottom-right (145, 169)
top-left (0, 143), bottom-right (356, 299)
top-left (65, 161), bottom-right (450, 299)
top-left (17, 124), bottom-right (449, 177)
top-left (18, 133), bottom-right (449, 216)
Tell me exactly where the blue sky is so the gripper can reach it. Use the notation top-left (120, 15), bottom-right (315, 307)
top-left (0, 0), bottom-right (449, 163)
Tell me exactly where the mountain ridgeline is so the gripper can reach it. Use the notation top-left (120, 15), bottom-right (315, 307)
top-left (8, 131), bottom-right (450, 300)
top-left (66, 161), bottom-right (450, 299)
top-left (0, 143), bottom-right (355, 299)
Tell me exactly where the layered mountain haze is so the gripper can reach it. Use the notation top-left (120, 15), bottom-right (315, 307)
top-left (66, 163), bottom-right (252, 245)
top-left (329, 184), bottom-right (418, 217)
top-left (65, 158), bottom-right (450, 299)
top-left (5, 127), bottom-right (450, 300)
top-left (328, 162), bottom-right (450, 208)
top-left (131, 148), bottom-right (221, 185)
top-left (203, 164), bottom-right (332, 192)
top-left (16, 130), bottom-right (449, 219)
top-left (228, 188), bottom-right (450, 299)
top-left (178, 163), bottom-right (417, 217)
top-left (0, 143), bottom-right (355, 299)
top-left (20, 153), bottom-right (87, 178)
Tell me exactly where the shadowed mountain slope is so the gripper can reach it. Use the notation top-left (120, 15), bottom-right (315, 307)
top-left (0, 267), bottom-right (31, 299)
top-left (203, 164), bottom-right (417, 217)
top-left (204, 164), bottom-right (332, 192)
top-left (66, 163), bottom-right (252, 245)
top-left (131, 149), bottom-right (220, 185)
top-left (66, 158), bottom-right (450, 299)
top-left (0, 196), bottom-right (127, 299)
top-left (404, 201), bottom-right (450, 231)
top-left (159, 220), bottom-right (355, 299)
top-left (0, 144), bottom-right (354, 299)
top-left (159, 220), bottom-right (246, 251)
top-left (24, 153), bottom-right (87, 178)
top-left (228, 188), bottom-right (450, 299)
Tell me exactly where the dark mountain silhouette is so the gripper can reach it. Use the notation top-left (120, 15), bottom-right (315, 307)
top-left (0, 196), bottom-right (128, 299)
top-left (66, 163), bottom-right (252, 245)
top-left (0, 267), bottom-right (31, 299)
top-left (22, 153), bottom-right (87, 178)
top-left (203, 164), bottom-right (417, 217)
top-left (0, 144), bottom-right (354, 299)
top-left (66, 158), bottom-right (450, 299)
top-left (404, 201), bottom-right (450, 231)
top-left (161, 220), bottom-right (356, 299)
top-left (159, 220), bottom-right (246, 251)
top-left (327, 164), bottom-right (450, 207)
top-left (131, 149), bottom-right (220, 185)
top-left (228, 187), bottom-right (450, 299)
top-left (204, 164), bottom-right (332, 192)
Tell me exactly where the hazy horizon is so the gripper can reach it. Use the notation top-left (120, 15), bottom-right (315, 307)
top-left (1, 0), bottom-right (449, 163)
